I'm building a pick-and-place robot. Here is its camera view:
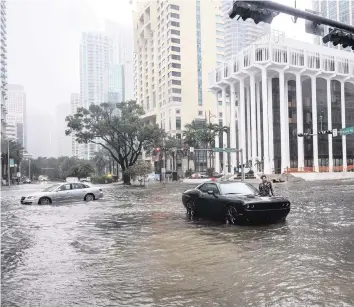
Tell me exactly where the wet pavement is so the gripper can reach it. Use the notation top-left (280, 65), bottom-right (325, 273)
top-left (1, 180), bottom-right (354, 307)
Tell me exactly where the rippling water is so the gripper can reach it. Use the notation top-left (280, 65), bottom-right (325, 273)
top-left (2, 181), bottom-right (354, 306)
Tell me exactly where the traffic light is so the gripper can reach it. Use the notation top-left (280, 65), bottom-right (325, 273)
top-left (318, 130), bottom-right (332, 135)
top-left (298, 133), bottom-right (311, 137)
top-left (322, 28), bottom-right (354, 50)
top-left (229, 1), bottom-right (279, 24)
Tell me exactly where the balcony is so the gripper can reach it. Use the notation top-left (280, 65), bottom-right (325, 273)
top-left (208, 33), bottom-right (354, 88)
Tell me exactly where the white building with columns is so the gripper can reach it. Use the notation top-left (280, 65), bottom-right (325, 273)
top-left (208, 32), bottom-right (354, 175)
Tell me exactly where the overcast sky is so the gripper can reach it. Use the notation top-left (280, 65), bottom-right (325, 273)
top-left (7, 0), bottom-right (311, 157)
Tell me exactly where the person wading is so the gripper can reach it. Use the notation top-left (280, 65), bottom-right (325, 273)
top-left (259, 174), bottom-right (274, 197)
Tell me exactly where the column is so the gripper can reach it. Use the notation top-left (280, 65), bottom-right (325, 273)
top-left (267, 77), bottom-right (274, 172)
top-left (256, 81), bottom-right (261, 161)
top-left (341, 80), bottom-right (347, 171)
top-left (229, 82), bottom-right (237, 170)
top-left (246, 86), bottom-right (251, 163)
top-left (296, 74), bottom-right (304, 170)
top-left (213, 91), bottom-right (220, 173)
top-left (284, 79), bottom-right (290, 168)
top-left (261, 69), bottom-right (270, 174)
top-left (250, 74), bottom-right (257, 169)
top-left (239, 78), bottom-right (246, 166)
top-left (327, 78), bottom-right (333, 172)
top-left (279, 70), bottom-right (286, 173)
top-left (311, 75), bottom-right (319, 172)
top-left (222, 86), bottom-right (228, 175)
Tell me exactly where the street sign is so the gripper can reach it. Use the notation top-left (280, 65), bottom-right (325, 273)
top-left (213, 148), bottom-right (237, 152)
top-left (213, 148), bottom-right (223, 152)
top-left (224, 148), bottom-right (237, 153)
top-left (189, 147), bottom-right (194, 153)
top-left (340, 127), bottom-right (354, 135)
top-left (16, 172), bottom-right (21, 178)
top-left (9, 159), bottom-right (15, 167)
top-left (332, 129), bottom-right (338, 137)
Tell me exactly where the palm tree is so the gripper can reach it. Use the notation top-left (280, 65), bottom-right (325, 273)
top-left (1, 139), bottom-right (24, 180)
top-left (92, 150), bottom-right (109, 176)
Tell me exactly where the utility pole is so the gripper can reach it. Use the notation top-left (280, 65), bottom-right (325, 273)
top-left (7, 139), bottom-right (10, 186)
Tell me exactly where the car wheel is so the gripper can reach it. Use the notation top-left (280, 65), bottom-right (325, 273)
top-left (186, 200), bottom-right (196, 218)
top-left (225, 206), bottom-right (238, 225)
top-left (38, 197), bottom-right (51, 205)
top-left (84, 194), bottom-right (95, 201)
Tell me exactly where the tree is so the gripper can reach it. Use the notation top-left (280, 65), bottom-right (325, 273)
top-left (128, 160), bottom-right (152, 186)
top-left (65, 101), bottom-right (165, 185)
top-left (92, 150), bottom-right (108, 176)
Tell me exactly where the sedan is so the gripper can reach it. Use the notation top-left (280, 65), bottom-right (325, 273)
top-left (21, 182), bottom-right (103, 205)
top-left (182, 181), bottom-right (290, 224)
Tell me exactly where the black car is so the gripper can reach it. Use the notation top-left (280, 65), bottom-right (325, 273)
top-left (182, 181), bottom-right (290, 224)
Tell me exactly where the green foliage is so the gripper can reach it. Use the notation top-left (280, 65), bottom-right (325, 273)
top-left (127, 160), bottom-right (152, 184)
top-left (65, 101), bottom-right (165, 184)
top-left (91, 175), bottom-right (114, 184)
top-left (206, 168), bottom-right (214, 177)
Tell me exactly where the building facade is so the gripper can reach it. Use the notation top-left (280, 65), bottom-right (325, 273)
top-left (70, 93), bottom-right (81, 157)
top-left (54, 103), bottom-right (71, 157)
top-left (6, 84), bottom-right (26, 149)
top-left (221, 0), bottom-right (271, 61)
top-left (79, 32), bottom-right (110, 159)
top-left (208, 33), bottom-right (354, 174)
top-left (312, 0), bottom-right (354, 52)
top-left (105, 21), bottom-right (134, 101)
top-left (1, 0), bottom-right (7, 138)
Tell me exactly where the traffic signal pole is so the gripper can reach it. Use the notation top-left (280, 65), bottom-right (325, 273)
top-left (241, 1), bottom-right (354, 34)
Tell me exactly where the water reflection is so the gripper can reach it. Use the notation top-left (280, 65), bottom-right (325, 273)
top-left (1, 181), bottom-right (354, 306)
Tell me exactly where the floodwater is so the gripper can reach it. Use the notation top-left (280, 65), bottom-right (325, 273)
top-left (1, 180), bottom-right (354, 307)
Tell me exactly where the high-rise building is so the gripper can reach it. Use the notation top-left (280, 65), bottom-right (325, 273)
top-left (79, 32), bottom-right (110, 159)
top-left (133, 0), bottom-right (222, 134)
top-left (70, 93), bottom-right (81, 157)
top-left (221, 0), bottom-right (271, 61)
top-left (312, 0), bottom-right (354, 52)
top-left (1, 0), bottom-right (7, 138)
top-left (54, 103), bottom-right (71, 157)
top-left (6, 84), bottom-right (26, 149)
top-left (105, 21), bottom-right (134, 101)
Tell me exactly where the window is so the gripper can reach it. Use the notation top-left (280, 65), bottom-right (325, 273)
top-left (176, 117), bottom-right (181, 130)
top-left (168, 21), bottom-right (180, 27)
top-left (172, 88), bottom-right (181, 94)
top-left (172, 80), bottom-right (181, 85)
top-left (72, 183), bottom-right (86, 189)
top-left (168, 62), bottom-right (181, 69)
top-left (170, 13), bottom-right (180, 19)
top-left (59, 184), bottom-right (71, 191)
top-left (198, 111), bottom-right (203, 116)
top-left (172, 71), bottom-right (181, 77)
top-left (170, 29), bottom-right (180, 35)
top-left (170, 46), bottom-right (180, 52)
top-left (169, 54), bottom-right (181, 61)
top-left (176, 109), bottom-right (180, 114)
top-left (170, 4), bottom-right (179, 10)
top-left (219, 112), bottom-right (222, 117)
top-left (199, 183), bottom-right (219, 194)
top-left (171, 38), bottom-right (180, 44)
top-left (173, 97), bottom-right (181, 102)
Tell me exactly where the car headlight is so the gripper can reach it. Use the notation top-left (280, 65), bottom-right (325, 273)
top-left (26, 196), bottom-right (36, 200)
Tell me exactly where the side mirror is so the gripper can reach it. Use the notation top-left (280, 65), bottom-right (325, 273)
top-left (207, 190), bottom-right (215, 195)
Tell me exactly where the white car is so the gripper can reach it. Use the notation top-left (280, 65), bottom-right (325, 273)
top-left (20, 182), bottom-right (103, 205)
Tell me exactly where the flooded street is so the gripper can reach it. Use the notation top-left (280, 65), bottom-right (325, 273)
top-left (2, 181), bottom-right (354, 307)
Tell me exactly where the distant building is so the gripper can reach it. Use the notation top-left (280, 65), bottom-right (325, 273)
top-left (0, 0), bottom-right (7, 138)
top-left (105, 20), bottom-right (134, 100)
top-left (221, 0), bottom-right (271, 61)
top-left (312, 0), bottom-right (354, 52)
top-left (55, 103), bottom-right (71, 157)
top-left (70, 93), bottom-right (81, 157)
top-left (79, 32), bottom-right (110, 159)
top-left (6, 84), bottom-right (26, 149)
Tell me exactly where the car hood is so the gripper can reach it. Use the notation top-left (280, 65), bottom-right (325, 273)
top-left (224, 194), bottom-right (288, 203)
top-left (24, 191), bottom-right (53, 198)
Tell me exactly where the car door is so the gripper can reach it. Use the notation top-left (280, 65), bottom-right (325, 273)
top-left (54, 183), bottom-right (73, 202)
top-left (71, 183), bottom-right (87, 200)
top-left (196, 183), bottom-right (219, 218)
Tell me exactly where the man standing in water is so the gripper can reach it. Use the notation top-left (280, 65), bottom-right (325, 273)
top-left (259, 174), bottom-right (274, 197)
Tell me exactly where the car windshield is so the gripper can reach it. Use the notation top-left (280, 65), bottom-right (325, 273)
top-left (219, 183), bottom-right (259, 195)
top-left (43, 184), bottom-right (62, 192)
